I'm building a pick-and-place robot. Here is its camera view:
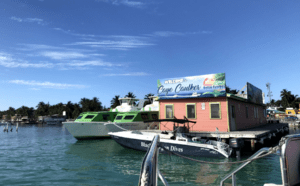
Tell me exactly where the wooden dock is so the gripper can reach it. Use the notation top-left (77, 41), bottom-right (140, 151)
top-left (144, 123), bottom-right (289, 155)
top-left (189, 123), bottom-right (289, 139)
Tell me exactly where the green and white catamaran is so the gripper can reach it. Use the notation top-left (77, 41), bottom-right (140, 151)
top-left (105, 96), bottom-right (159, 133)
top-left (63, 97), bottom-right (158, 139)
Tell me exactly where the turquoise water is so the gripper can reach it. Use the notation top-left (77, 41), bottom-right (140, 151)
top-left (0, 124), bottom-right (298, 186)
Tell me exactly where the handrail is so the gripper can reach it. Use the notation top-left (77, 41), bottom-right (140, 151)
top-left (138, 135), bottom-right (169, 186)
top-left (138, 135), bottom-right (159, 186)
top-left (219, 147), bottom-right (270, 186)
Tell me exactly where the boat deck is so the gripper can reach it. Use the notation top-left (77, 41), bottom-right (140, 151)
top-left (142, 123), bottom-right (288, 139)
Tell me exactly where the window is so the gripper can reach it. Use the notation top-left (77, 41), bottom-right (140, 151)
top-left (210, 103), bottom-right (221, 119)
top-left (288, 111), bottom-right (292, 114)
top-left (246, 106), bottom-right (249, 118)
top-left (141, 113), bottom-right (149, 120)
top-left (151, 114), bottom-right (158, 120)
top-left (165, 105), bottom-right (174, 119)
top-left (102, 114), bottom-right (110, 120)
top-left (84, 115), bottom-right (95, 119)
top-left (124, 115), bottom-right (135, 120)
top-left (186, 104), bottom-right (196, 119)
top-left (116, 116), bottom-right (123, 120)
top-left (76, 116), bottom-right (83, 119)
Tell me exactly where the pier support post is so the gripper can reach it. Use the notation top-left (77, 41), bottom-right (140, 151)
top-left (251, 139), bottom-right (255, 151)
top-left (236, 148), bottom-right (241, 160)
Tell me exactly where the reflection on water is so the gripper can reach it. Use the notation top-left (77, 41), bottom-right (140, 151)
top-left (0, 124), bottom-right (299, 185)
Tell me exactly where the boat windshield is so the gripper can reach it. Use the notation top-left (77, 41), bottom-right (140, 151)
top-left (84, 115), bottom-right (95, 119)
top-left (124, 115), bottom-right (135, 120)
top-left (76, 116), bottom-right (83, 119)
top-left (116, 116), bottom-right (123, 120)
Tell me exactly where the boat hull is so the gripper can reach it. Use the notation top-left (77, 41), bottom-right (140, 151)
top-left (63, 122), bottom-right (110, 139)
top-left (105, 122), bottom-right (150, 133)
top-left (110, 134), bottom-right (228, 158)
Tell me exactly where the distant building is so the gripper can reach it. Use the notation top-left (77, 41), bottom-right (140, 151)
top-left (285, 108), bottom-right (298, 115)
top-left (11, 114), bottom-right (22, 122)
top-left (157, 73), bottom-right (267, 132)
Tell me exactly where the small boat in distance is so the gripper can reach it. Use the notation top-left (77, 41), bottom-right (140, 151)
top-left (109, 118), bottom-right (232, 158)
top-left (44, 115), bottom-right (66, 125)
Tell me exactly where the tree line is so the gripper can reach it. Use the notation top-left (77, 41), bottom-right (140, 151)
top-left (0, 92), bottom-right (154, 120)
top-left (267, 89), bottom-right (300, 110)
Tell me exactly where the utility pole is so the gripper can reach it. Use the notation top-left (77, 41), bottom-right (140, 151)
top-left (266, 83), bottom-right (273, 105)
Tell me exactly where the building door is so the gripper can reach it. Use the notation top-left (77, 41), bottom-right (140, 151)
top-left (230, 105), bottom-right (236, 131)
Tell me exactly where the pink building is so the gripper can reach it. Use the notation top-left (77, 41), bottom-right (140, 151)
top-left (157, 73), bottom-right (266, 132)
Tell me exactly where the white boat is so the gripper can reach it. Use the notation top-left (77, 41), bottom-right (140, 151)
top-left (44, 115), bottom-right (66, 125)
top-left (105, 96), bottom-right (160, 133)
top-left (63, 97), bottom-right (147, 140)
top-left (109, 119), bottom-right (232, 158)
top-left (136, 132), bottom-right (300, 186)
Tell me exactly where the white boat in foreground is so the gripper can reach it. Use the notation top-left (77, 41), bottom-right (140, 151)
top-left (109, 118), bottom-right (232, 158)
top-left (137, 133), bottom-right (300, 186)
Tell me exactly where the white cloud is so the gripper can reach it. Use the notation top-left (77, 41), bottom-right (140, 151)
top-left (96, 0), bottom-right (144, 8)
top-left (17, 44), bottom-right (64, 51)
top-left (150, 31), bottom-right (212, 37)
top-left (11, 17), bottom-right (22, 22)
top-left (64, 60), bottom-right (122, 67)
top-left (0, 52), bottom-right (119, 69)
top-left (152, 31), bottom-right (185, 37)
top-left (40, 51), bottom-right (87, 60)
top-left (69, 39), bottom-right (154, 50)
top-left (53, 28), bottom-right (96, 38)
top-left (0, 52), bottom-right (53, 68)
top-left (102, 72), bottom-right (150, 76)
top-left (29, 88), bottom-right (40, 91)
top-left (9, 80), bottom-right (87, 89)
top-left (10, 17), bottom-right (45, 25)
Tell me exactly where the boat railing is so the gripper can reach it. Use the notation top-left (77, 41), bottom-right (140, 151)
top-left (138, 135), bottom-right (169, 186)
top-left (139, 134), bottom-right (300, 186)
top-left (219, 147), bottom-right (270, 186)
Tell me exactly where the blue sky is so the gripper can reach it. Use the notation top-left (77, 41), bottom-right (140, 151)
top-left (1, 0), bottom-right (300, 111)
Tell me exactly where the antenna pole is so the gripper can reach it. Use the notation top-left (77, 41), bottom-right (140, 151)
top-left (266, 83), bottom-right (273, 105)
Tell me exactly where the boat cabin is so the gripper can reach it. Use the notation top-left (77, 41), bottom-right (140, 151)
top-left (114, 111), bottom-right (159, 123)
top-left (112, 97), bottom-right (146, 112)
top-left (75, 111), bottom-right (117, 122)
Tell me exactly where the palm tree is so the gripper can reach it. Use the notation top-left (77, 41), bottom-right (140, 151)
top-left (110, 95), bottom-right (120, 109)
top-left (144, 93), bottom-right (154, 106)
top-left (91, 97), bottom-right (103, 111)
top-left (72, 103), bottom-right (82, 119)
top-left (125, 92), bottom-right (136, 98)
top-left (65, 101), bottom-right (74, 119)
top-left (36, 101), bottom-right (49, 116)
top-left (7, 107), bottom-right (16, 120)
top-left (80, 98), bottom-right (90, 112)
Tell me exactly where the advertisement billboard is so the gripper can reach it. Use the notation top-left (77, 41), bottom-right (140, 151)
top-left (157, 73), bottom-right (226, 99)
top-left (247, 82), bottom-right (263, 104)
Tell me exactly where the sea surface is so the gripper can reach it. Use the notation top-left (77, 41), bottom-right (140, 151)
top-left (0, 124), bottom-right (299, 186)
